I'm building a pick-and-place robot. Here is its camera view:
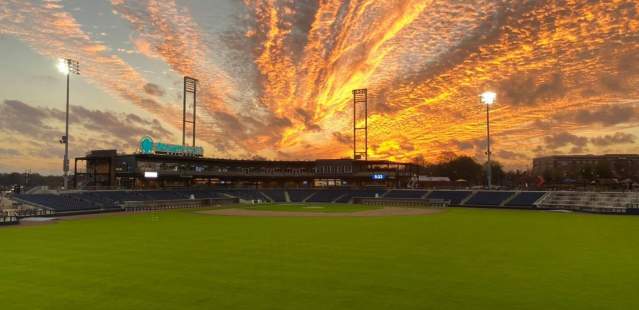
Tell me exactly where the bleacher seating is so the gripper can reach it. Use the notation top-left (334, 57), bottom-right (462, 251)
top-left (384, 190), bottom-right (428, 199)
top-left (505, 192), bottom-right (546, 208)
top-left (425, 191), bottom-right (472, 205)
top-left (538, 191), bottom-right (639, 210)
top-left (463, 191), bottom-right (515, 207)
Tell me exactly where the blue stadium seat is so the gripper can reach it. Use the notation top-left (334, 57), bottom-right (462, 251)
top-left (306, 189), bottom-right (349, 203)
top-left (384, 190), bottom-right (428, 199)
top-left (260, 189), bottom-right (287, 202)
top-left (335, 188), bottom-right (388, 203)
top-left (464, 191), bottom-right (515, 207)
top-left (220, 189), bottom-right (265, 201)
top-left (287, 189), bottom-right (317, 202)
top-left (17, 194), bottom-right (99, 212)
top-left (505, 192), bottom-right (546, 208)
top-left (425, 191), bottom-right (472, 205)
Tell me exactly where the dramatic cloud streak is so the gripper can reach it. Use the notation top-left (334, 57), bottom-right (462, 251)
top-left (1, 0), bottom-right (639, 172)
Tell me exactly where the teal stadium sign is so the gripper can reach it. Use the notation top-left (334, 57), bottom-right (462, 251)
top-left (138, 136), bottom-right (203, 157)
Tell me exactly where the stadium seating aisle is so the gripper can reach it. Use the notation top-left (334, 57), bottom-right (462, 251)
top-left (219, 189), bottom-right (266, 201)
top-left (425, 191), bottom-right (472, 205)
top-left (463, 191), bottom-right (515, 207)
top-left (287, 189), bottom-right (318, 202)
top-left (505, 192), bottom-right (546, 208)
top-left (259, 189), bottom-right (287, 202)
top-left (306, 189), bottom-right (350, 203)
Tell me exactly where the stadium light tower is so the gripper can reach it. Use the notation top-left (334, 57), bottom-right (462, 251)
top-left (480, 91), bottom-right (496, 190)
top-left (57, 58), bottom-right (80, 190)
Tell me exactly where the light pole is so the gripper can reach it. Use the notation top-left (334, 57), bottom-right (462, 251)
top-left (57, 58), bottom-right (80, 190)
top-left (480, 91), bottom-right (496, 190)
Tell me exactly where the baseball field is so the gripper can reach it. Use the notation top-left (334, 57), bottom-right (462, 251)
top-left (1, 204), bottom-right (639, 309)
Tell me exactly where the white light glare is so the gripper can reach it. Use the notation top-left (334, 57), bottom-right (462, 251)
top-left (57, 58), bottom-right (69, 75)
top-left (480, 91), bottom-right (497, 105)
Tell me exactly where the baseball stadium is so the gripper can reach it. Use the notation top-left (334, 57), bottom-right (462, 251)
top-left (3, 1), bottom-right (639, 310)
top-left (3, 126), bottom-right (639, 309)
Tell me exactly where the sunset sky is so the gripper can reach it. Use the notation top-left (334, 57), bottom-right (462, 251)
top-left (1, 0), bottom-right (638, 174)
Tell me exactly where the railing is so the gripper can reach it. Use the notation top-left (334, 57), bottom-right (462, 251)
top-left (122, 197), bottom-right (238, 211)
top-left (354, 197), bottom-right (449, 208)
top-left (0, 215), bottom-right (19, 225)
top-left (13, 209), bottom-right (55, 217)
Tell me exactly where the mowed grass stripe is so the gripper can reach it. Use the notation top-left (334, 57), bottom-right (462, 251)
top-left (1, 207), bottom-right (638, 309)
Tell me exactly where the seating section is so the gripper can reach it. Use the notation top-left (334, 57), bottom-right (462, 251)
top-left (16, 189), bottom-right (228, 213)
top-left (384, 190), bottom-right (428, 199)
top-left (183, 189), bottom-right (224, 199)
top-left (464, 191), bottom-right (515, 207)
top-left (505, 192), bottom-right (546, 207)
top-left (219, 189), bottom-right (265, 201)
top-left (538, 191), bottom-right (639, 210)
top-left (287, 190), bottom-right (317, 202)
top-left (425, 191), bottom-right (472, 205)
top-left (17, 188), bottom-right (639, 215)
top-left (260, 189), bottom-right (287, 202)
top-left (306, 189), bottom-right (350, 203)
top-left (335, 188), bottom-right (388, 203)
top-left (81, 191), bottom-right (131, 208)
top-left (16, 194), bottom-right (100, 212)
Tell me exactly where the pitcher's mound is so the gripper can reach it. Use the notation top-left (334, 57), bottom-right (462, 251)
top-left (199, 207), bottom-right (444, 217)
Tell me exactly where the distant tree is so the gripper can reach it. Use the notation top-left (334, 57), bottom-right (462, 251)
top-left (0, 173), bottom-right (63, 189)
top-left (431, 155), bottom-right (483, 185)
top-left (486, 161), bottom-right (505, 186)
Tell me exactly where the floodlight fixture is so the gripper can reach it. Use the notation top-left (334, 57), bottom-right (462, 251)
top-left (480, 91), bottom-right (496, 105)
top-left (479, 91), bottom-right (496, 190)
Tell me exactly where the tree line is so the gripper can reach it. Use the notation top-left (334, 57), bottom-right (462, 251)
top-left (0, 173), bottom-right (63, 189)
top-left (415, 155), bottom-right (536, 188)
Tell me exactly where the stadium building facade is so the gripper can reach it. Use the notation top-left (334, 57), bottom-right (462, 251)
top-left (73, 138), bottom-right (420, 189)
top-left (532, 154), bottom-right (639, 179)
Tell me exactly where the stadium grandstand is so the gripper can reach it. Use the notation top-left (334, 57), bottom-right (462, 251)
top-left (10, 188), bottom-right (639, 216)
top-left (6, 136), bottom-right (639, 217)
top-left (73, 149), bottom-right (420, 189)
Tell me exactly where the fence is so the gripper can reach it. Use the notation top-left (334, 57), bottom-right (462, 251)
top-left (0, 215), bottom-right (19, 225)
top-left (123, 197), bottom-right (238, 212)
top-left (354, 197), bottom-right (449, 208)
top-left (15, 209), bottom-right (56, 217)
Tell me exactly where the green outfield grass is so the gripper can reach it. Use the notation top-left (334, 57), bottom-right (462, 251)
top-left (239, 203), bottom-right (381, 212)
top-left (1, 206), bottom-right (639, 309)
